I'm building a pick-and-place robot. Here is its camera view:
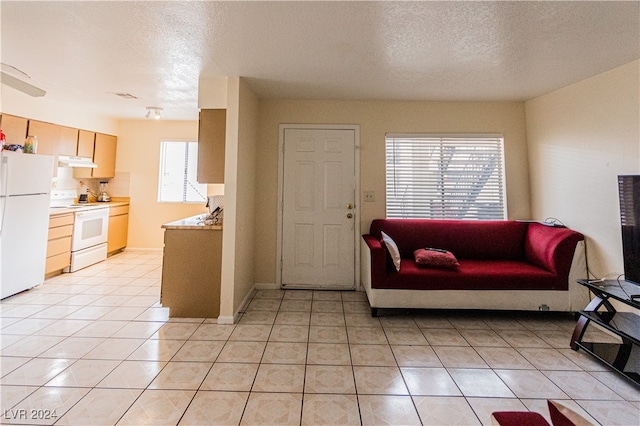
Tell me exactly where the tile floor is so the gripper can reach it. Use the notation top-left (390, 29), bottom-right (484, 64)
top-left (1, 250), bottom-right (639, 425)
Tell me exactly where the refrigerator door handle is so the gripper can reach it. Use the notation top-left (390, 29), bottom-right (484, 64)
top-left (0, 156), bottom-right (8, 234)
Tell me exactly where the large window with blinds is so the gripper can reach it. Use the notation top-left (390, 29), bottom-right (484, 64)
top-left (386, 134), bottom-right (507, 220)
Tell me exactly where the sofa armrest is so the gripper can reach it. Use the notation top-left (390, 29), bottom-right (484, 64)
top-left (362, 234), bottom-right (387, 289)
top-left (525, 223), bottom-right (584, 278)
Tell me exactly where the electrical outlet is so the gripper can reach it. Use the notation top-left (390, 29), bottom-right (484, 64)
top-left (364, 191), bottom-right (376, 202)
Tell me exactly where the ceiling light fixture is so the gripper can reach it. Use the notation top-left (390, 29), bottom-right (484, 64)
top-left (111, 92), bottom-right (138, 99)
top-left (145, 107), bottom-right (163, 120)
top-left (1, 63), bottom-right (46, 97)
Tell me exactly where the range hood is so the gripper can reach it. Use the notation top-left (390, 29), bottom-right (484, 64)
top-left (58, 155), bottom-right (97, 168)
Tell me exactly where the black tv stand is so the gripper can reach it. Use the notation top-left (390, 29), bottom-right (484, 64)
top-left (571, 279), bottom-right (640, 386)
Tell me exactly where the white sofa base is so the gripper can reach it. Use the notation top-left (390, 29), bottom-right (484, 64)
top-left (361, 240), bottom-right (589, 313)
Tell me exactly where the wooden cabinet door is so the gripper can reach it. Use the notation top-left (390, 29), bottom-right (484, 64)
top-left (77, 130), bottom-right (95, 157)
top-left (27, 120), bottom-right (60, 155)
top-left (58, 126), bottom-right (78, 156)
top-left (197, 109), bottom-right (226, 183)
top-left (74, 130), bottom-right (95, 179)
top-left (0, 114), bottom-right (28, 145)
top-left (25, 121), bottom-right (76, 156)
top-left (108, 213), bottom-right (128, 253)
top-left (92, 133), bottom-right (117, 178)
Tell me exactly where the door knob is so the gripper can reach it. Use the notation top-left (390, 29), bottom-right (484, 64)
top-left (347, 204), bottom-right (354, 209)
top-left (347, 213), bottom-right (353, 219)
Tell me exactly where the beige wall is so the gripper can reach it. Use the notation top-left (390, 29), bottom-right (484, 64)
top-left (115, 120), bottom-right (205, 249)
top-left (1, 85), bottom-right (118, 135)
top-left (525, 60), bottom-right (640, 278)
top-left (217, 78), bottom-right (259, 320)
top-left (255, 100), bottom-right (530, 285)
top-left (233, 79), bottom-right (259, 312)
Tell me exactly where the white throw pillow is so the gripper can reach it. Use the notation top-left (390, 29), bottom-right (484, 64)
top-left (380, 231), bottom-right (401, 272)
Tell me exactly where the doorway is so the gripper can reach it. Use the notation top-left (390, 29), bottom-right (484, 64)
top-left (277, 125), bottom-right (360, 290)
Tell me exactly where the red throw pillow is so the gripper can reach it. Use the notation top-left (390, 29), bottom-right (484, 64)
top-left (413, 248), bottom-right (460, 270)
top-left (547, 400), bottom-right (592, 426)
top-left (491, 412), bottom-right (551, 426)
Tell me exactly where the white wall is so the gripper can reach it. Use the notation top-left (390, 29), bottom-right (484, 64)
top-left (526, 60), bottom-right (640, 278)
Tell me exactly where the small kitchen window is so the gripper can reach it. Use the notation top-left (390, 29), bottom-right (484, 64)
top-left (158, 141), bottom-right (207, 203)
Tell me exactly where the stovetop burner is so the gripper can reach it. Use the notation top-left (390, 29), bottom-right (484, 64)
top-left (50, 190), bottom-right (109, 210)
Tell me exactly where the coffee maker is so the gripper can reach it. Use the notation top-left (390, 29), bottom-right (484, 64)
top-left (97, 181), bottom-right (111, 202)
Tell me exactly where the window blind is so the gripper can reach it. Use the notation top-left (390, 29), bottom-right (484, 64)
top-left (158, 141), bottom-right (207, 203)
top-left (385, 134), bottom-right (507, 220)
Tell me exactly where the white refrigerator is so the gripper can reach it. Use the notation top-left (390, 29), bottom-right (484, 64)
top-left (0, 151), bottom-right (54, 299)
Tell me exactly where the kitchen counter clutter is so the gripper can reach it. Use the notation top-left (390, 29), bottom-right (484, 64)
top-left (161, 214), bottom-right (223, 230)
top-left (160, 215), bottom-right (222, 318)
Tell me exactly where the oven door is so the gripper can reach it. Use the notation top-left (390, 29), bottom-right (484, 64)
top-left (72, 208), bottom-right (109, 251)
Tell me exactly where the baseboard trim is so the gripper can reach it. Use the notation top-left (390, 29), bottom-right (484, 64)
top-left (223, 285), bottom-right (257, 324)
top-left (254, 282), bottom-right (279, 290)
top-left (217, 315), bottom-right (235, 325)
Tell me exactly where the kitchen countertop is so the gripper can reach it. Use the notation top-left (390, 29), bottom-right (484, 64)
top-left (49, 200), bottom-right (130, 216)
top-left (162, 214), bottom-right (223, 230)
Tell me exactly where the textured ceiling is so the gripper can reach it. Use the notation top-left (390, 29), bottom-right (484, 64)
top-left (1, 1), bottom-right (638, 121)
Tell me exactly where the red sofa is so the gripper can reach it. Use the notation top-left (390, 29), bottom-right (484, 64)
top-left (361, 219), bottom-right (588, 316)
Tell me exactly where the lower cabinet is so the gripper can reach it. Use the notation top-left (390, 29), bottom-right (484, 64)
top-left (161, 228), bottom-right (222, 317)
top-left (45, 213), bottom-right (74, 276)
top-left (107, 204), bottom-right (129, 254)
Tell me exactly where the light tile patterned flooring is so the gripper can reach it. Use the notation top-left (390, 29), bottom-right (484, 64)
top-left (1, 250), bottom-right (638, 425)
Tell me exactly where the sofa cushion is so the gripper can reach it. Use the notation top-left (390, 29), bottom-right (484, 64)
top-left (375, 259), bottom-right (560, 290)
top-left (381, 231), bottom-right (401, 271)
top-left (414, 248), bottom-right (460, 270)
top-left (370, 219), bottom-right (528, 260)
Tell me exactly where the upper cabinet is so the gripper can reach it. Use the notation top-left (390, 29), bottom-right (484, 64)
top-left (74, 132), bottom-right (117, 179)
top-left (27, 120), bottom-right (78, 156)
top-left (93, 133), bottom-right (117, 178)
top-left (1, 113), bottom-right (117, 178)
top-left (0, 114), bottom-right (28, 145)
top-left (77, 129), bottom-right (95, 158)
top-left (198, 109), bottom-right (226, 183)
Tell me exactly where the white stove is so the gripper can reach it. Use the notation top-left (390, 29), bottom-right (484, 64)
top-left (51, 190), bottom-right (109, 272)
top-left (50, 190), bottom-right (110, 211)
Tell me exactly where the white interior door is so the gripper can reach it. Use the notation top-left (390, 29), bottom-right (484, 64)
top-left (281, 127), bottom-right (356, 289)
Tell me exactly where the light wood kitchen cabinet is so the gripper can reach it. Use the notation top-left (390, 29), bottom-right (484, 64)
top-left (0, 114), bottom-right (28, 145)
top-left (45, 212), bottom-right (74, 276)
top-left (93, 133), bottom-right (117, 178)
top-left (59, 126), bottom-right (79, 155)
top-left (161, 218), bottom-right (222, 317)
top-left (74, 132), bottom-right (117, 179)
top-left (73, 130), bottom-right (96, 178)
top-left (27, 120), bottom-right (78, 156)
top-left (107, 204), bottom-right (129, 254)
top-left (197, 109), bottom-right (226, 183)
top-left (77, 130), bottom-right (95, 157)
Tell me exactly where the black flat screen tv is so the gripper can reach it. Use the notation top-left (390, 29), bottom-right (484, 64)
top-left (618, 175), bottom-right (640, 285)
